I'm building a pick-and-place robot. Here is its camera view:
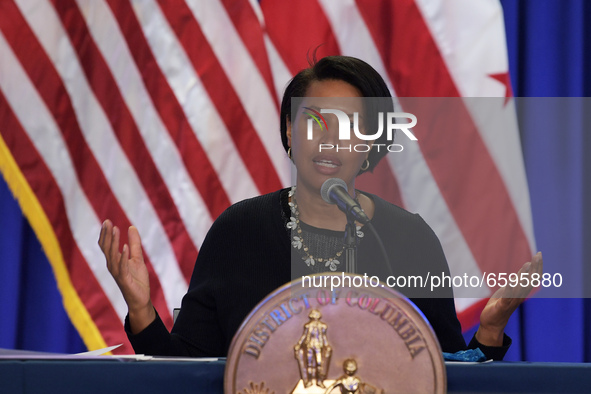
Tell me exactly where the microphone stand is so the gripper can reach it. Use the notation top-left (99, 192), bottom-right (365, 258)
top-left (344, 211), bottom-right (358, 274)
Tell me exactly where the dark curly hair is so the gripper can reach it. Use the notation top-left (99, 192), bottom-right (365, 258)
top-left (280, 56), bottom-right (394, 173)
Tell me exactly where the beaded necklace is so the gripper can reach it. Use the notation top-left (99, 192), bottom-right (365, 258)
top-left (287, 187), bottom-right (364, 271)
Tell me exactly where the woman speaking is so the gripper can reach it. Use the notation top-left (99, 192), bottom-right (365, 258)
top-left (98, 56), bottom-right (542, 360)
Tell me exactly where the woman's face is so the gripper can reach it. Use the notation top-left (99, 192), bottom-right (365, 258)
top-left (286, 79), bottom-right (369, 194)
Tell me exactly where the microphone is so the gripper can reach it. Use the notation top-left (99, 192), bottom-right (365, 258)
top-left (320, 178), bottom-right (370, 224)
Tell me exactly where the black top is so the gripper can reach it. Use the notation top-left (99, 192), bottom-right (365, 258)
top-left (126, 189), bottom-right (510, 359)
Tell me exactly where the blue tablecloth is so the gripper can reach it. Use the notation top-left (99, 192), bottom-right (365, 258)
top-left (1, 358), bottom-right (589, 393)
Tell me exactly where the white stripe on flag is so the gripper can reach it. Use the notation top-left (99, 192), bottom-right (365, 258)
top-left (415, 0), bottom-right (508, 97)
top-left (263, 34), bottom-right (294, 104)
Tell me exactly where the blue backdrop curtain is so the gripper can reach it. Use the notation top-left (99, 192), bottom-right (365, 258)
top-left (498, 0), bottom-right (591, 362)
top-left (1, 0), bottom-right (590, 361)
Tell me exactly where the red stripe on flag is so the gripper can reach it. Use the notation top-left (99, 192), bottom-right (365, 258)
top-left (0, 92), bottom-right (132, 353)
top-left (157, 0), bottom-right (283, 195)
top-left (0, 1), bottom-right (173, 328)
top-left (356, 0), bottom-right (532, 294)
top-left (106, 0), bottom-right (231, 220)
top-left (260, 0), bottom-right (341, 74)
top-left (355, 0), bottom-right (457, 97)
top-left (51, 0), bottom-right (197, 281)
top-left (221, 0), bottom-right (279, 110)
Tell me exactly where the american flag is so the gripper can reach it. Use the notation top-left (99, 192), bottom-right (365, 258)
top-left (0, 0), bottom-right (535, 354)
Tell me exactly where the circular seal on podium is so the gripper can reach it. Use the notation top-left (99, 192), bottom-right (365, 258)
top-left (225, 273), bottom-right (446, 393)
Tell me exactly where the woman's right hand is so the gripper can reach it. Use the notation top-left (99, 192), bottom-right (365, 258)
top-left (98, 220), bottom-right (156, 334)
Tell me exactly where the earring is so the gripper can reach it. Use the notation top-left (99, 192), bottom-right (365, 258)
top-left (361, 159), bottom-right (370, 171)
top-left (287, 147), bottom-right (292, 159)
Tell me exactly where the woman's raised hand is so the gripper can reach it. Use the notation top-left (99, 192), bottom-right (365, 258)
top-left (476, 252), bottom-right (543, 346)
top-left (98, 220), bottom-right (156, 334)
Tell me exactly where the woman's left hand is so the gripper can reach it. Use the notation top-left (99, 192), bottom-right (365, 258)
top-left (476, 252), bottom-right (543, 346)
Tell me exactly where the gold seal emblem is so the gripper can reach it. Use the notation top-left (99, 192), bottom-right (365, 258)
top-left (225, 273), bottom-right (446, 393)
top-left (294, 309), bottom-right (332, 389)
